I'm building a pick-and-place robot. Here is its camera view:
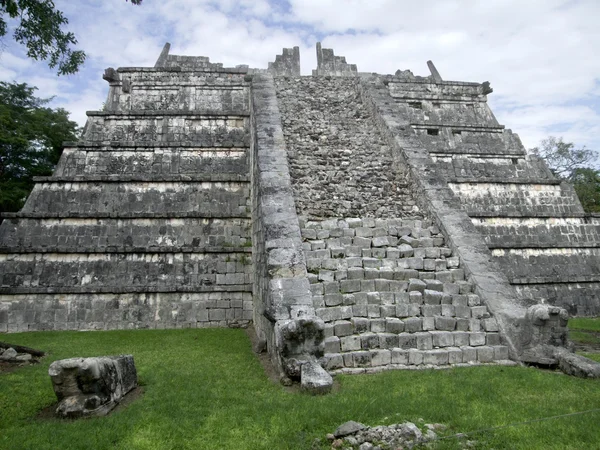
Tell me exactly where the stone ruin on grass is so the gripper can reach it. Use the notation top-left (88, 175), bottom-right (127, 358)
top-left (1, 43), bottom-right (600, 391)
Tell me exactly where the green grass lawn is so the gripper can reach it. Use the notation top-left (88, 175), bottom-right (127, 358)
top-left (568, 317), bottom-right (600, 332)
top-left (1, 329), bottom-right (600, 450)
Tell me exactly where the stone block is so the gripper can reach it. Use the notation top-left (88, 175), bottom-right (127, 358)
top-left (477, 346), bottom-right (495, 362)
top-left (301, 360), bottom-right (333, 395)
top-left (334, 320), bottom-right (353, 337)
top-left (324, 294), bottom-right (343, 307)
top-left (441, 304), bottom-right (455, 317)
top-left (404, 317), bottom-right (422, 333)
top-left (371, 349), bottom-right (392, 366)
top-left (340, 280), bottom-right (361, 293)
top-left (347, 267), bottom-right (364, 279)
top-left (470, 332), bottom-right (486, 347)
top-left (370, 318), bottom-right (386, 333)
top-left (406, 258), bottom-right (424, 270)
top-left (325, 336), bottom-right (341, 353)
top-left (462, 346), bottom-right (477, 363)
top-left (352, 351), bottom-right (372, 367)
top-left (424, 289), bottom-right (443, 305)
top-left (423, 349), bottom-right (449, 365)
top-left (409, 291), bottom-right (423, 304)
top-left (422, 305), bottom-right (442, 317)
top-left (391, 348), bottom-right (409, 365)
top-left (408, 278), bottom-right (426, 293)
top-left (386, 318), bottom-right (405, 334)
top-left (435, 316), bottom-right (456, 331)
top-left (416, 332), bottom-right (433, 350)
top-left (408, 349), bottom-right (423, 365)
top-left (379, 333), bottom-right (399, 349)
top-left (453, 332), bottom-right (470, 347)
top-left (324, 353), bottom-right (344, 370)
top-left (422, 317), bottom-right (435, 331)
top-left (341, 335), bottom-right (361, 352)
top-left (361, 332), bottom-right (379, 349)
top-left (431, 331), bottom-right (454, 348)
top-left (448, 347), bottom-right (462, 364)
top-left (49, 355), bottom-right (137, 418)
top-left (397, 333), bottom-right (417, 349)
top-left (482, 318), bottom-right (499, 332)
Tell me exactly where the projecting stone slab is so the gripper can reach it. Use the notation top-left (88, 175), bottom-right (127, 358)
top-left (555, 349), bottom-right (600, 379)
top-left (48, 355), bottom-right (137, 418)
top-left (300, 360), bottom-right (333, 395)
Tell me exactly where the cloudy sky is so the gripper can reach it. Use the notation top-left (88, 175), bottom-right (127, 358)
top-left (1, 0), bottom-right (599, 156)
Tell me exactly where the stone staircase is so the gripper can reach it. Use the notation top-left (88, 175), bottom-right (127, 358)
top-left (385, 74), bottom-right (600, 316)
top-left (0, 54), bottom-right (253, 332)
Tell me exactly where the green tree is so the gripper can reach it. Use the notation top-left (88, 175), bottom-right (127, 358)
top-left (0, 0), bottom-right (142, 75)
top-left (0, 81), bottom-right (79, 212)
top-left (531, 136), bottom-right (600, 213)
top-left (571, 167), bottom-right (600, 213)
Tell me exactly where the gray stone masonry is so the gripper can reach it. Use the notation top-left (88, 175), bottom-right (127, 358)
top-left (0, 49), bottom-right (254, 331)
top-left (250, 73), bottom-right (330, 389)
top-left (275, 77), bottom-right (420, 219)
top-left (302, 217), bottom-right (509, 370)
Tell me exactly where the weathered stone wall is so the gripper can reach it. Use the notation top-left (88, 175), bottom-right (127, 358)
top-left (0, 218), bottom-right (251, 251)
top-left (302, 218), bottom-right (508, 371)
top-left (0, 292), bottom-right (252, 333)
top-left (20, 181), bottom-right (250, 217)
top-left (55, 147), bottom-right (248, 177)
top-left (274, 77), bottom-right (419, 219)
top-left (84, 113), bottom-right (248, 146)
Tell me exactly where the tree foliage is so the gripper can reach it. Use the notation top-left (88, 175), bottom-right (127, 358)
top-left (531, 136), bottom-right (600, 213)
top-left (0, 0), bottom-right (142, 75)
top-left (0, 81), bottom-right (79, 212)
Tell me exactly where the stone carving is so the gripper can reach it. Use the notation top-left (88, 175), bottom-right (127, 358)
top-left (48, 355), bottom-right (137, 418)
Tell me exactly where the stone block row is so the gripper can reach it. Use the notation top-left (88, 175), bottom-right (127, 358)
top-left (84, 115), bottom-right (249, 146)
top-left (0, 252), bottom-right (252, 292)
top-left (0, 292), bottom-right (252, 333)
top-left (0, 218), bottom-right (251, 252)
top-left (474, 218), bottom-right (600, 249)
top-left (417, 129), bottom-right (526, 157)
top-left (324, 345), bottom-right (509, 369)
top-left (56, 148), bottom-right (249, 177)
top-left (324, 315), bottom-right (497, 337)
top-left (449, 182), bottom-right (584, 217)
top-left (21, 182), bottom-right (250, 217)
top-left (122, 86), bottom-right (248, 113)
top-left (493, 248), bottom-right (600, 283)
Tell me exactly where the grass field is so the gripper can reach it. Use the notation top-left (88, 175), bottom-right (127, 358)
top-left (1, 328), bottom-right (600, 449)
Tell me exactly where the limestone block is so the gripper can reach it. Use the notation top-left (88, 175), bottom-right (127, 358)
top-left (470, 332), bottom-right (486, 347)
top-left (371, 349), bottom-right (392, 366)
top-left (423, 349), bottom-right (448, 365)
top-left (431, 331), bottom-right (453, 348)
top-left (48, 355), bottom-right (137, 418)
top-left (391, 348), bottom-right (408, 364)
top-left (476, 346), bottom-right (495, 362)
top-left (301, 360), bottom-right (333, 394)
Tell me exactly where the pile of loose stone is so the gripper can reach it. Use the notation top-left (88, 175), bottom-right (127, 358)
top-left (326, 420), bottom-right (443, 449)
top-left (0, 346), bottom-right (35, 363)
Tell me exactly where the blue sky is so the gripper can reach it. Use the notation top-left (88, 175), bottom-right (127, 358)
top-left (1, 0), bottom-right (599, 157)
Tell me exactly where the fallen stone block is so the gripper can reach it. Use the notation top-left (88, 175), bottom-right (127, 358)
top-left (300, 360), bottom-right (333, 395)
top-left (555, 349), bottom-right (600, 379)
top-left (49, 355), bottom-right (137, 418)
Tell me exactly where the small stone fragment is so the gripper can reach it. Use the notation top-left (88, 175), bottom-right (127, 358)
top-left (334, 420), bottom-right (368, 437)
top-left (0, 348), bottom-right (17, 360)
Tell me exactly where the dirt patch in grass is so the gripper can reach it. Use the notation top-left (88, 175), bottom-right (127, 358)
top-left (36, 386), bottom-right (144, 421)
top-left (0, 358), bottom-right (42, 374)
top-left (571, 330), bottom-right (600, 353)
